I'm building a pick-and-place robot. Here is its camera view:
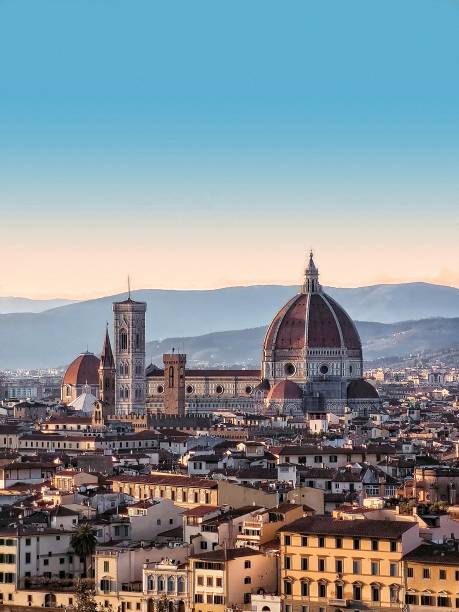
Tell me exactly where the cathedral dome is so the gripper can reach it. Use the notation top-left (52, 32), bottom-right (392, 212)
top-left (264, 291), bottom-right (361, 354)
top-left (267, 379), bottom-right (302, 402)
top-left (262, 253), bottom-right (363, 386)
top-left (63, 352), bottom-right (100, 386)
top-left (263, 253), bottom-right (361, 356)
top-left (347, 379), bottom-right (379, 399)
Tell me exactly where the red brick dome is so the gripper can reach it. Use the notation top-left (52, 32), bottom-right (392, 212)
top-left (264, 291), bottom-right (361, 353)
top-left (267, 379), bottom-right (303, 402)
top-left (347, 379), bottom-right (379, 399)
top-left (63, 352), bottom-right (100, 386)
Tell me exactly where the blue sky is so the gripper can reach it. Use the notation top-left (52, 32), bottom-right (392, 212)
top-left (0, 0), bottom-right (458, 298)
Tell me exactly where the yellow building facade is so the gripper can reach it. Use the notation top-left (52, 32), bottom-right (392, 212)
top-left (279, 516), bottom-right (421, 612)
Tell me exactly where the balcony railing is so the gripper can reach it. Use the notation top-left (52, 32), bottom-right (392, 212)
top-left (18, 577), bottom-right (95, 592)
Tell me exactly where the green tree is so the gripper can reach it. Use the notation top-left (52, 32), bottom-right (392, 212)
top-left (74, 580), bottom-right (98, 612)
top-left (71, 522), bottom-right (98, 578)
top-left (155, 596), bottom-right (175, 612)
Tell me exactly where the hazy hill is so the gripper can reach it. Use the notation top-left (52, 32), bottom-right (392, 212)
top-left (0, 282), bottom-right (458, 368)
top-left (145, 317), bottom-right (459, 367)
top-left (0, 297), bottom-right (75, 314)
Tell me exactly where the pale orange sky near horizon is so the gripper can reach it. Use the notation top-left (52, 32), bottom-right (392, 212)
top-left (2, 242), bottom-right (458, 300)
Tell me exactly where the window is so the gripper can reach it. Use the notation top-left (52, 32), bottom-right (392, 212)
top-left (335, 537), bottom-right (342, 548)
top-left (206, 576), bottom-right (213, 587)
top-left (301, 536), bottom-right (308, 547)
top-left (352, 559), bottom-right (361, 574)
top-left (353, 585), bottom-right (361, 601)
top-left (194, 595), bottom-right (203, 604)
top-left (25, 553), bottom-right (31, 564)
top-left (318, 536), bottom-right (325, 547)
top-left (301, 557), bottom-right (308, 571)
top-left (423, 568), bottom-right (430, 579)
top-left (301, 581), bottom-right (309, 596)
top-left (284, 535), bottom-right (291, 546)
top-left (314, 456), bottom-right (323, 463)
top-left (197, 576), bottom-right (204, 586)
top-left (335, 559), bottom-right (343, 573)
top-left (318, 583), bottom-right (327, 598)
top-left (390, 586), bottom-right (399, 603)
top-left (318, 558), bottom-right (325, 572)
top-left (284, 580), bottom-right (292, 596)
top-left (407, 567), bottom-right (414, 578)
top-left (371, 586), bottom-right (380, 602)
top-left (214, 595), bottom-right (224, 605)
top-left (284, 556), bottom-right (291, 570)
top-left (336, 584), bottom-right (343, 599)
top-left (168, 366), bottom-right (175, 388)
top-left (437, 596), bottom-right (451, 607)
top-left (371, 561), bottom-right (379, 576)
top-left (244, 560), bottom-right (251, 569)
top-left (439, 569), bottom-right (446, 579)
top-left (244, 576), bottom-right (251, 584)
top-left (371, 539), bottom-right (379, 551)
top-left (390, 541), bottom-right (397, 552)
top-left (390, 563), bottom-right (398, 577)
top-left (421, 595), bottom-right (433, 606)
top-left (216, 577), bottom-right (222, 587)
top-left (353, 538), bottom-right (360, 550)
top-left (120, 330), bottom-right (128, 351)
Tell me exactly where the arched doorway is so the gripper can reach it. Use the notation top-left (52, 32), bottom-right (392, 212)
top-left (44, 594), bottom-right (56, 608)
top-left (147, 599), bottom-right (155, 612)
top-left (177, 601), bottom-right (185, 612)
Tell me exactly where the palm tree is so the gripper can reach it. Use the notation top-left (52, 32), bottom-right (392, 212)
top-left (71, 522), bottom-right (97, 578)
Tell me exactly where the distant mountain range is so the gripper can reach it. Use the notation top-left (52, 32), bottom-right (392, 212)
top-left (145, 318), bottom-right (459, 368)
top-left (0, 282), bottom-right (458, 368)
top-left (0, 297), bottom-right (75, 314)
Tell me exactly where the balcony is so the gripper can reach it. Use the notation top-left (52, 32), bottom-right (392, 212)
top-left (18, 577), bottom-right (95, 592)
top-left (328, 598), bottom-right (348, 607)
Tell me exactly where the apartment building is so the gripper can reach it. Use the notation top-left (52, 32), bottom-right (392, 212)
top-left (279, 516), bottom-right (421, 612)
top-left (189, 547), bottom-right (277, 612)
top-left (404, 543), bottom-right (459, 610)
top-left (111, 474), bottom-right (219, 508)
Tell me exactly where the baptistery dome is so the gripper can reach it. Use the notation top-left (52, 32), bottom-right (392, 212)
top-left (262, 253), bottom-right (362, 386)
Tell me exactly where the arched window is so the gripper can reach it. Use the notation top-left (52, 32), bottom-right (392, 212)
top-left (147, 576), bottom-right (154, 591)
top-left (157, 576), bottom-right (165, 592)
top-left (120, 330), bottom-right (128, 351)
top-left (168, 366), bottom-right (174, 388)
top-left (177, 576), bottom-right (185, 593)
top-left (167, 576), bottom-right (175, 592)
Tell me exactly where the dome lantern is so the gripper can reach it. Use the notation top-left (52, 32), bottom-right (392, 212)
top-left (302, 250), bottom-right (321, 294)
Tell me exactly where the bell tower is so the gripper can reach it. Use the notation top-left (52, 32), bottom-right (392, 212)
top-left (113, 294), bottom-right (147, 415)
top-left (163, 351), bottom-right (186, 416)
